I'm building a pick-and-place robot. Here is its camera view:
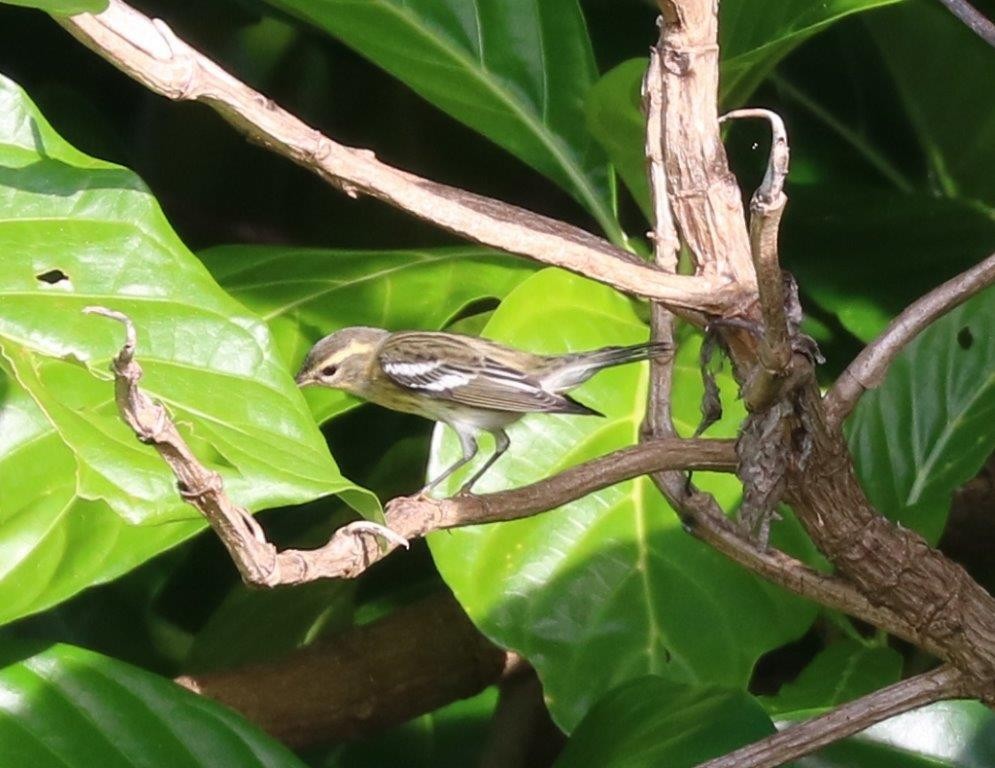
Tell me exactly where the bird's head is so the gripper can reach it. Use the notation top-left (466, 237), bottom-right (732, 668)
top-left (295, 326), bottom-right (389, 394)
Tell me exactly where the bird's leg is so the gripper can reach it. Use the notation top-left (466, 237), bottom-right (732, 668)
top-left (421, 426), bottom-right (478, 496)
top-left (459, 429), bottom-right (510, 495)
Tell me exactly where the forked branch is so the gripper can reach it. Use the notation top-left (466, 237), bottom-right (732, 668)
top-left (54, 0), bottom-right (745, 315)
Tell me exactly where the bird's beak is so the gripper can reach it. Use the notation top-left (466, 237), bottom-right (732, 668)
top-left (294, 370), bottom-right (314, 387)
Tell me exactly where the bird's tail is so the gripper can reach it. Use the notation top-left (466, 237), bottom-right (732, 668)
top-left (543, 340), bottom-right (672, 390)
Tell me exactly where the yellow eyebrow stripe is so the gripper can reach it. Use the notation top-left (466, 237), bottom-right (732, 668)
top-left (324, 340), bottom-right (373, 365)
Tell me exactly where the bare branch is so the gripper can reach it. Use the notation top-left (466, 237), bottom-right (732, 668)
top-left (655, 0), bottom-right (756, 291)
top-left (935, 0), bottom-right (995, 48)
top-left (89, 306), bottom-right (738, 585)
top-left (696, 665), bottom-right (969, 768)
top-left (53, 0), bottom-right (745, 315)
top-left (386, 437), bottom-right (736, 535)
top-left (643, 34), bottom-right (680, 271)
top-left (826, 251), bottom-right (995, 429)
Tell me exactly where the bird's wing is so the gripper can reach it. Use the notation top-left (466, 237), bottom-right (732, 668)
top-left (378, 332), bottom-right (596, 415)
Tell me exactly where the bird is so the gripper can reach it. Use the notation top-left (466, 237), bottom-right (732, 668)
top-left (295, 327), bottom-right (671, 495)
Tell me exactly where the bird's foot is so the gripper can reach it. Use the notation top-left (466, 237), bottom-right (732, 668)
top-left (340, 520), bottom-right (409, 551)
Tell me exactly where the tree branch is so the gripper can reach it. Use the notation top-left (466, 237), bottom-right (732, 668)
top-left (177, 592), bottom-right (509, 748)
top-left (935, 0), bottom-right (995, 48)
top-left (696, 665), bottom-right (969, 768)
top-left (87, 306), bottom-right (737, 585)
top-left (52, 0), bottom-right (745, 316)
top-left (825, 251), bottom-right (995, 429)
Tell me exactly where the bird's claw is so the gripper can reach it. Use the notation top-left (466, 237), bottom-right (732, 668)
top-left (341, 520), bottom-right (409, 550)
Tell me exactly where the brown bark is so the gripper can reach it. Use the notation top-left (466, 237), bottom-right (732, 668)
top-left (177, 592), bottom-right (507, 748)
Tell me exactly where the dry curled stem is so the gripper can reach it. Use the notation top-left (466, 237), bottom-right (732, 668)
top-left (720, 108), bottom-right (793, 410)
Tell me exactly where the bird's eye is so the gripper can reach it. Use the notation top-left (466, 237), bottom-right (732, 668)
top-left (321, 365), bottom-right (338, 377)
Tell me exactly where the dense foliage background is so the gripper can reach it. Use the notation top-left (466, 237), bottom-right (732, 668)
top-left (0, 0), bottom-right (993, 765)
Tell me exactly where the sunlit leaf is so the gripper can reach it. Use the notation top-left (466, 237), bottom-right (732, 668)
top-left (0, 74), bottom-right (375, 625)
top-left (0, 644), bottom-right (306, 768)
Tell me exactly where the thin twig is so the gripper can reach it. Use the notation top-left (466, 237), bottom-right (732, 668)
top-left (935, 0), bottom-right (995, 48)
top-left (53, 0), bottom-right (743, 315)
top-left (720, 108), bottom-right (792, 410)
top-left (696, 665), bottom-right (969, 768)
top-left (88, 307), bottom-right (738, 585)
top-left (825, 252), bottom-right (995, 429)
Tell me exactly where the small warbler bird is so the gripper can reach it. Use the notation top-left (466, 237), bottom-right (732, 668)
top-left (296, 328), bottom-right (671, 495)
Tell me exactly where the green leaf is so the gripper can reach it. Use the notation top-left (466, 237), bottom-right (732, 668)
top-left (720, 0), bottom-right (902, 107)
top-left (0, 0), bottom-right (106, 13)
top-left (794, 700), bottom-right (995, 767)
top-left (867, 0), bottom-right (995, 208)
top-left (319, 687), bottom-right (499, 768)
top-left (428, 269), bottom-right (817, 730)
top-left (585, 59), bottom-right (651, 220)
top-left (255, 0), bottom-right (619, 239)
top-left (781, 189), bottom-right (995, 341)
top-left (762, 640), bottom-right (903, 716)
top-left (586, 0), bottom-right (901, 215)
top-left (0, 74), bottom-right (375, 625)
top-left (0, 643), bottom-right (307, 768)
top-left (201, 244), bottom-right (534, 424)
top-left (554, 677), bottom-right (778, 768)
top-left (846, 289), bottom-right (995, 544)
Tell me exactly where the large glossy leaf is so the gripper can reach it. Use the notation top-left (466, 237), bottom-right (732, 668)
top-left (319, 687), bottom-right (499, 768)
top-left (255, 0), bottom-right (619, 239)
top-left (720, 0), bottom-right (901, 107)
top-left (201, 244), bottom-right (533, 423)
top-left (867, 0), bottom-right (995, 209)
top-left (795, 700), bottom-right (995, 767)
top-left (0, 0), bottom-right (105, 12)
top-left (586, 0), bottom-right (900, 216)
top-left (554, 677), bottom-right (778, 768)
top-left (0, 74), bottom-right (375, 624)
top-left (846, 289), bottom-right (995, 544)
top-left (0, 643), bottom-right (306, 768)
top-left (428, 269), bottom-right (817, 730)
top-left (781, 190), bottom-right (995, 342)
top-left (762, 640), bottom-right (903, 716)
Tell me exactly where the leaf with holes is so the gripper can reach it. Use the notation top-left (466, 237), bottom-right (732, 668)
top-left (847, 289), bottom-right (995, 544)
top-left (427, 269), bottom-right (818, 730)
top-left (0, 643), bottom-right (307, 768)
top-left (0, 74), bottom-right (376, 625)
top-left (200, 244), bottom-right (534, 424)
top-left (254, 0), bottom-right (619, 239)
